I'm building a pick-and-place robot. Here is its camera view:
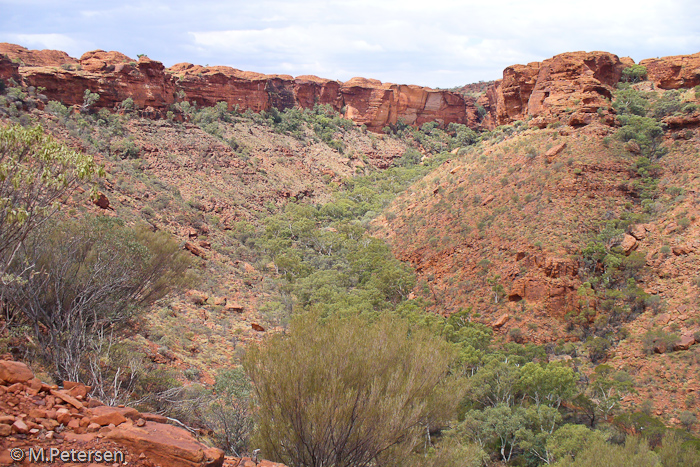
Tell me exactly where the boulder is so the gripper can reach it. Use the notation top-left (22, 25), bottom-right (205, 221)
top-left (621, 234), bottom-right (638, 254)
top-left (185, 241), bottom-right (208, 259)
top-left (673, 334), bottom-right (697, 351)
top-left (225, 302), bottom-right (244, 312)
top-left (545, 142), bottom-right (567, 162)
top-left (492, 314), bottom-right (510, 329)
top-left (0, 361), bottom-right (34, 384)
top-left (50, 389), bottom-right (83, 409)
top-left (186, 289), bottom-right (209, 305)
top-left (89, 405), bottom-right (141, 422)
top-left (92, 192), bottom-right (113, 210)
top-left (106, 421), bottom-right (224, 467)
top-left (63, 381), bottom-right (91, 399)
top-left (629, 224), bottom-right (647, 240)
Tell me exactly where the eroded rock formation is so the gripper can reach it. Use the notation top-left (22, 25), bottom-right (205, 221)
top-left (479, 51), bottom-right (626, 128)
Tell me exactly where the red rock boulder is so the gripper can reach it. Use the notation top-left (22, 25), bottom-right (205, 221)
top-left (0, 360), bottom-right (34, 384)
top-left (106, 421), bottom-right (224, 467)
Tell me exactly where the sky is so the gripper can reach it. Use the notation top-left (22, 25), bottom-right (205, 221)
top-left (1, 0), bottom-right (699, 88)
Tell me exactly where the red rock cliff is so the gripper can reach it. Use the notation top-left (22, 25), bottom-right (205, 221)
top-left (4, 43), bottom-right (700, 132)
top-left (480, 51), bottom-right (626, 128)
top-left (0, 43), bottom-right (467, 132)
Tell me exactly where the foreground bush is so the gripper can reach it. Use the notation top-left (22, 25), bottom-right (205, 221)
top-left (244, 312), bottom-right (460, 467)
top-left (5, 215), bottom-right (194, 382)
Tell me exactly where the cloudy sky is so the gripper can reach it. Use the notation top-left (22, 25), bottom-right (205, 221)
top-left (1, 0), bottom-right (699, 88)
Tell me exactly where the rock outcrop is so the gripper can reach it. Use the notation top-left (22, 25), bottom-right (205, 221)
top-left (4, 43), bottom-right (700, 132)
top-left (479, 51), bottom-right (625, 128)
top-left (640, 52), bottom-right (700, 89)
top-left (0, 54), bottom-right (20, 84)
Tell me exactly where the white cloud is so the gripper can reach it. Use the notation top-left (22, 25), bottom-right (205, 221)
top-left (1, 0), bottom-right (699, 87)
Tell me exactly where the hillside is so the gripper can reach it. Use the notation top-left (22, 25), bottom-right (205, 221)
top-left (2, 43), bottom-right (700, 466)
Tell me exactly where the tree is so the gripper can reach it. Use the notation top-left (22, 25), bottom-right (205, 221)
top-left (616, 114), bottom-right (665, 158)
top-left (5, 215), bottom-right (193, 381)
top-left (0, 124), bottom-right (98, 282)
top-left (620, 65), bottom-right (648, 83)
top-left (81, 89), bottom-right (100, 113)
top-left (244, 312), bottom-right (459, 467)
top-left (459, 404), bottom-right (525, 463)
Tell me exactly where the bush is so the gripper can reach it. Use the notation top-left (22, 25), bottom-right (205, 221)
top-left (5, 215), bottom-right (194, 381)
top-left (244, 312), bottom-right (459, 467)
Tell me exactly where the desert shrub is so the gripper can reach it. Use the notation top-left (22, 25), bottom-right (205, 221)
top-left (552, 435), bottom-right (659, 466)
top-left (244, 312), bottom-right (459, 467)
top-left (651, 90), bottom-right (684, 119)
top-left (658, 431), bottom-right (700, 467)
top-left (207, 367), bottom-right (254, 456)
top-left (5, 215), bottom-right (195, 381)
top-left (120, 97), bottom-right (135, 111)
top-left (612, 88), bottom-right (650, 117)
top-left (110, 137), bottom-right (140, 159)
top-left (641, 328), bottom-right (679, 355)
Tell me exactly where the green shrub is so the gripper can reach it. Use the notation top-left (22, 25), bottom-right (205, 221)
top-left (245, 312), bottom-right (459, 467)
top-left (5, 215), bottom-right (195, 381)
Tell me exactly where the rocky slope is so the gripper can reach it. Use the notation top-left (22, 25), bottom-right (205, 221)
top-left (373, 117), bottom-right (700, 424)
top-left (0, 359), bottom-right (226, 467)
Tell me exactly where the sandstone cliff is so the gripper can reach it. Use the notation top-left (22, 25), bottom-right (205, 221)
top-left (3, 43), bottom-right (700, 132)
top-left (478, 51), bottom-right (626, 128)
top-left (0, 43), bottom-right (467, 132)
top-left (640, 51), bottom-right (700, 89)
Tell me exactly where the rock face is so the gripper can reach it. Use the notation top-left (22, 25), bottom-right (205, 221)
top-left (1, 43), bottom-right (467, 132)
top-left (480, 51), bottom-right (626, 128)
top-left (0, 55), bottom-right (20, 84)
top-left (640, 52), bottom-right (700, 89)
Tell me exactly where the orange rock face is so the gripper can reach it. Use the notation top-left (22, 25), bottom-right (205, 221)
top-left (0, 55), bottom-right (20, 84)
top-left (482, 51), bottom-right (625, 128)
top-left (641, 52), bottom-right (700, 89)
top-left (106, 421), bottom-right (224, 467)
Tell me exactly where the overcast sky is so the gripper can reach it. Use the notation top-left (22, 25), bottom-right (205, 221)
top-left (1, 0), bottom-right (699, 88)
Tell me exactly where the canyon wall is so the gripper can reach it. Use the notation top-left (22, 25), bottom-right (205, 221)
top-left (0, 44), bottom-right (467, 132)
top-left (3, 44), bottom-right (700, 132)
